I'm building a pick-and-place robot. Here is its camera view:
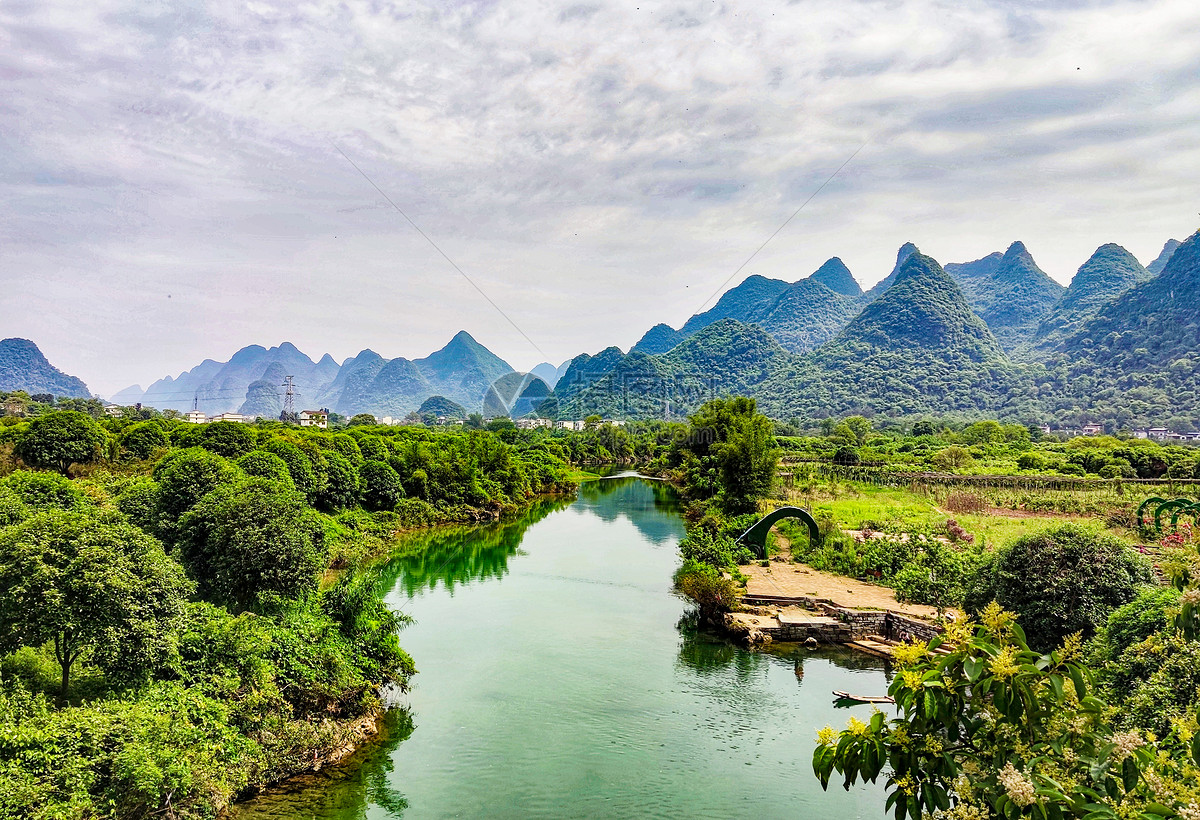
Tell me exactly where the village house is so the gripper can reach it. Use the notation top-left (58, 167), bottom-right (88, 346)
top-left (298, 410), bottom-right (328, 429)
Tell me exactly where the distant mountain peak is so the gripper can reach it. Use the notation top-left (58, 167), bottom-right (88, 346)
top-left (865, 242), bottom-right (922, 300)
top-left (808, 257), bottom-right (861, 297)
top-left (897, 242), bottom-right (919, 266)
top-left (1146, 238), bottom-right (1182, 275)
top-left (0, 338), bottom-right (91, 398)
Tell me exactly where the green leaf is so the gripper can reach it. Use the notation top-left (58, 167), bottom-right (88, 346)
top-left (964, 657), bottom-right (984, 682)
top-left (1121, 757), bottom-right (1138, 794)
top-left (1069, 665), bottom-right (1087, 699)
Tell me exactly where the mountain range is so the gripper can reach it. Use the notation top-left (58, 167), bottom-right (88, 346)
top-left (0, 338), bottom-right (90, 398)
top-left (10, 229), bottom-right (1194, 429)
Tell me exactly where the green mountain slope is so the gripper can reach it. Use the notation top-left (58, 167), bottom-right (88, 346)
top-left (944, 251), bottom-right (1004, 305)
top-left (863, 242), bottom-right (919, 301)
top-left (418, 395), bottom-right (468, 419)
top-left (562, 321), bottom-right (790, 419)
top-left (1146, 239), bottom-right (1181, 275)
top-left (1040, 231), bottom-right (1200, 426)
top-left (755, 278), bottom-right (861, 353)
top-left (631, 323), bottom-right (686, 355)
top-left (808, 257), bottom-right (862, 297)
top-left (678, 274), bottom-right (791, 335)
top-left (0, 338), bottom-right (90, 397)
top-left (759, 253), bottom-right (1016, 418)
top-left (1032, 244), bottom-right (1151, 352)
top-left (972, 242), bottom-right (1064, 352)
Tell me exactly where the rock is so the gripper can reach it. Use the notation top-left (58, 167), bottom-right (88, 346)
top-left (804, 636), bottom-right (819, 649)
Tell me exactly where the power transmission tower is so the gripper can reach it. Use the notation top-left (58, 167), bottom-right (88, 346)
top-left (280, 376), bottom-right (298, 423)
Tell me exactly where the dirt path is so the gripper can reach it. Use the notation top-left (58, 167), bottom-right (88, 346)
top-left (741, 561), bottom-right (942, 619)
top-left (741, 531), bottom-right (945, 620)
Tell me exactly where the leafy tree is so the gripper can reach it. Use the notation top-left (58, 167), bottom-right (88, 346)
top-left (679, 398), bottom-right (779, 514)
top-left (316, 450), bottom-right (359, 511)
top-left (118, 421), bottom-right (168, 460)
top-left (262, 440), bottom-right (318, 499)
top-left (911, 419), bottom-right (936, 437)
top-left (320, 567), bottom-right (413, 683)
top-left (0, 511), bottom-right (193, 696)
top-left (177, 478), bottom-right (326, 611)
top-left (348, 413), bottom-right (377, 427)
top-left (153, 447), bottom-right (243, 532)
top-left (931, 445), bottom-right (974, 471)
top-left (15, 410), bottom-right (107, 474)
top-left (965, 524), bottom-right (1151, 652)
top-left (843, 415), bottom-right (873, 446)
top-left (360, 460), bottom-right (406, 512)
top-left (198, 421), bottom-right (256, 459)
top-left (832, 445), bottom-right (860, 466)
top-left (0, 470), bottom-right (85, 512)
top-left (813, 606), bottom-right (1195, 820)
top-left (234, 450), bottom-right (294, 487)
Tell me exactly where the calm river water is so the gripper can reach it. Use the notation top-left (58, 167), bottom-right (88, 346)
top-left (229, 475), bottom-right (890, 820)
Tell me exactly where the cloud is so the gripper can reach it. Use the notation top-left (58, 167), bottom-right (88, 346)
top-left (1, 0), bottom-right (1197, 395)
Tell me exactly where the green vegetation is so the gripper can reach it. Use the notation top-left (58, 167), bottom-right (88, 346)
top-left (0, 409), bottom-right (585, 818)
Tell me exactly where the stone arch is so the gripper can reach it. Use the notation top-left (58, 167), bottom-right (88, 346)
top-left (737, 506), bottom-right (821, 560)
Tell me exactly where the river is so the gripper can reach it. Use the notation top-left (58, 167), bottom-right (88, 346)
top-left (229, 475), bottom-right (890, 819)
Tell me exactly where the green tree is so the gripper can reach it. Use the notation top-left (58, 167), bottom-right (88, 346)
top-left (153, 447), bottom-right (243, 532)
top-left (348, 413), bottom-right (377, 427)
top-left (813, 605), bottom-right (1196, 820)
top-left (118, 421), bottom-right (168, 461)
top-left (681, 397), bottom-right (779, 514)
top-left (177, 478), bottom-right (326, 611)
top-left (931, 445), bottom-right (974, 472)
top-left (360, 460), bottom-right (406, 512)
top-left (15, 410), bottom-right (107, 474)
top-left (0, 511), bottom-right (193, 696)
top-left (316, 450), bottom-right (359, 511)
top-left (965, 524), bottom-right (1151, 652)
top-left (234, 450), bottom-right (294, 487)
top-left (198, 421), bottom-right (256, 459)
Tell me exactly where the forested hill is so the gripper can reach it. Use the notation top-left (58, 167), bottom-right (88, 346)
top-left (1146, 238), bottom-right (1182, 275)
top-left (0, 338), bottom-right (90, 397)
top-left (1038, 231), bottom-right (1200, 426)
top-left (965, 241), bottom-right (1064, 352)
top-left (759, 252), bottom-right (1017, 418)
top-left (1032, 243), bottom-right (1151, 352)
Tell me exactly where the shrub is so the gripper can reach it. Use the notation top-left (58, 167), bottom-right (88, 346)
top-left (965, 524), bottom-right (1152, 652)
top-left (674, 560), bottom-right (739, 623)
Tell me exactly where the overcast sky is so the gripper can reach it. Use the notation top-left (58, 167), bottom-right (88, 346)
top-left (3, 0), bottom-right (1198, 396)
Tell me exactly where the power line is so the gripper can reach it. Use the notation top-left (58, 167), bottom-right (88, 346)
top-left (331, 142), bottom-right (549, 360)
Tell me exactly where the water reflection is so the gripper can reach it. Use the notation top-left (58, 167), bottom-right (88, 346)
top-left (380, 496), bottom-right (573, 598)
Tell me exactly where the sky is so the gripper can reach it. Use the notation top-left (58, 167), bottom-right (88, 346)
top-left (3, 0), bottom-right (1198, 397)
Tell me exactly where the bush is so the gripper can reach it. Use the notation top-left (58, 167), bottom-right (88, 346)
top-left (965, 524), bottom-right (1152, 652)
top-left (679, 529), bottom-right (754, 569)
top-left (235, 451), bottom-right (295, 487)
top-left (674, 560), bottom-right (739, 623)
top-left (0, 470), bottom-right (85, 512)
top-left (118, 422), bottom-right (168, 460)
top-left (177, 478), bottom-right (327, 611)
top-left (1104, 586), bottom-right (1180, 659)
top-left (360, 460), bottom-right (406, 512)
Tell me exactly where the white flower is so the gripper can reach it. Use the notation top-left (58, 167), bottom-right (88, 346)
top-left (1110, 730), bottom-right (1141, 759)
top-left (997, 763), bottom-right (1036, 807)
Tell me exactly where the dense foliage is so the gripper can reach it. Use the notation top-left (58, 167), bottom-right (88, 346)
top-left (0, 410), bottom-right (582, 818)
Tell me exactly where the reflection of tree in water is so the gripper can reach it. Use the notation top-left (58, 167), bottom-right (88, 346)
top-left (227, 709), bottom-right (416, 820)
top-left (577, 477), bottom-right (683, 546)
top-left (379, 497), bottom-right (572, 598)
top-left (675, 610), bottom-right (767, 680)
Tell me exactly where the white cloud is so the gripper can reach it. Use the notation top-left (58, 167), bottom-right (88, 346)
top-left (2, 0), bottom-right (1198, 394)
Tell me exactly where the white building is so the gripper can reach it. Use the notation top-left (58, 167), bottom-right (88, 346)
top-left (299, 410), bottom-right (328, 429)
top-left (185, 410), bottom-right (207, 424)
top-left (210, 412), bottom-right (249, 424)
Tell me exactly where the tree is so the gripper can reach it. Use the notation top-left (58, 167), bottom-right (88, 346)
top-left (177, 478), bottom-right (326, 611)
top-left (348, 413), bottom-right (377, 427)
top-left (813, 606), bottom-right (1195, 820)
top-left (843, 416), bottom-right (873, 446)
top-left (234, 450), bottom-right (294, 487)
top-left (931, 445), bottom-right (974, 472)
top-left (0, 511), bottom-right (192, 697)
top-left (316, 450), bottom-right (359, 511)
top-left (198, 421), bottom-right (256, 459)
top-left (153, 447), bottom-right (243, 532)
top-left (680, 397), bottom-right (779, 514)
top-left (118, 421), bottom-right (168, 460)
top-left (965, 524), bottom-right (1152, 652)
top-left (15, 410), bottom-right (107, 474)
top-left (360, 460), bottom-right (406, 512)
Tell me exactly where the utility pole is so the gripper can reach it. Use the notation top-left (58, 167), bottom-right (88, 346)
top-left (280, 376), bottom-right (298, 423)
